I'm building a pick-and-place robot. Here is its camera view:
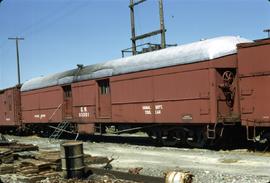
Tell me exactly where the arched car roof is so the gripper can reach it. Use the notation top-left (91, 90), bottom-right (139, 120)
top-left (21, 36), bottom-right (252, 92)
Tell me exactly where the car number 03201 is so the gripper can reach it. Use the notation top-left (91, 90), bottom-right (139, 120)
top-left (79, 107), bottom-right (90, 118)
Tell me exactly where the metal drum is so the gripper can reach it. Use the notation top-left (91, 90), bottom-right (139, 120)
top-left (165, 171), bottom-right (193, 183)
top-left (60, 141), bottom-right (85, 179)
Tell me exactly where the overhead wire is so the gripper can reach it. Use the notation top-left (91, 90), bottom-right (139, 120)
top-left (0, 0), bottom-right (91, 88)
top-left (0, 0), bottom-right (75, 56)
top-left (20, 0), bottom-right (91, 38)
top-left (16, 0), bottom-right (75, 37)
top-left (0, 0), bottom-right (10, 54)
top-left (0, 0), bottom-right (90, 48)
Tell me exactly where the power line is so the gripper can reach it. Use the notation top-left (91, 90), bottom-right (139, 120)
top-left (0, 1), bottom-right (90, 86)
top-left (17, 0), bottom-right (75, 37)
top-left (0, 1), bottom-right (69, 51)
top-left (0, 1), bottom-right (89, 51)
top-left (21, 1), bottom-right (91, 38)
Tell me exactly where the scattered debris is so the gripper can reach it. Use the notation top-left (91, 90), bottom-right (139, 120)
top-left (0, 148), bottom-right (13, 164)
top-left (88, 167), bottom-right (164, 183)
top-left (0, 143), bottom-right (38, 152)
top-left (35, 150), bottom-right (61, 171)
top-left (84, 155), bottom-right (109, 165)
top-left (0, 134), bottom-right (16, 145)
top-left (21, 159), bottom-right (53, 172)
top-left (128, 167), bottom-right (143, 175)
top-left (165, 171), bottom-right (193, 183)
top-left (0, 135), bottom-right (177, 183)
top-left (103, 158), bottom-right (114, 170)
top-left (0, 164), bottom-right (17, 174)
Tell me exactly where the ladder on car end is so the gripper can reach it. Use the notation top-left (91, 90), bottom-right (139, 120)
top-left (207, 124), bottom-right (217, 139)
top-left (49, 121), bottom-right (71, 141)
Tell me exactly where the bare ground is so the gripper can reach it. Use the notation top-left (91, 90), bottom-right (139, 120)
top-left (6, 135), bottom-right (270, 183)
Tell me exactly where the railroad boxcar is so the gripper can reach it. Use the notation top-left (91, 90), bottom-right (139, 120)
top-left (237, 38), bottom-right (270, 142)
top-left (0, 86), bottom-right (21, 128)
top-left (20, 36), bottom-right (250, 147)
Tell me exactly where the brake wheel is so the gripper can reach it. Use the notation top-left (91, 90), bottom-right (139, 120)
top-left (222, 71), bottom-right (234, 84)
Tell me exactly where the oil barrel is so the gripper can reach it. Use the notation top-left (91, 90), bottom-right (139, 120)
top-left (165, 171), bottom-right (193, 183)
top-left (60, 141), bottom-right (85, 179)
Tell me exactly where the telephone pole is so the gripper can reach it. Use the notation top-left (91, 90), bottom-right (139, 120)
top-left (263, 29), bottom-right (270, 38)
top-left (8, 37), bottom-right (24, 86)
top-left (159, 0), bottom-right (166, 49)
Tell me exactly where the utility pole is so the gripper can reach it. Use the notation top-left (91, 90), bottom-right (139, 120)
top-left (130, 0), bottom-right (137, 55)
top-left (8, 37), bottom-right (24, 86)
top-left (263, 29), bottom-right (270, 38)
top-left (159, 0), bottom-right (166, 49)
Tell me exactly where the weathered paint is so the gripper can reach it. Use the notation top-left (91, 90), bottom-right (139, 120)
top-left (69, 54), bottom-right (238, 126)
top-left (21, 86), bottom-right (64, 123)
top-left (0, 87), bottom-right (21, 126)
top-left (238, 38), bottom-right (270, 127)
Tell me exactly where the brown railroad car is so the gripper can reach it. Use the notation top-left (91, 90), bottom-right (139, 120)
top-left (237, 38), bottom-right (270, 141)
top-left (19, 36), bottom-right (251, 147)
top-left (71, 55), bottom-right (238, 126)
top-left (0, 86), bottom-right (21, 127)
top-left (4, 36), bottom-right (270, 147)
top-left (70, 55), bottom-right (242, 147)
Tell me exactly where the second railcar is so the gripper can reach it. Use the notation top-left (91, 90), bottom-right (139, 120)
top-left (237, 38), bottom-right (270, 142)
top-left (0, 86), bottom-right (21, 128)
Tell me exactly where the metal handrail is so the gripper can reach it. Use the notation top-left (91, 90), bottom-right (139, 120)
top-left (48, 103), bottom-right (63, 122)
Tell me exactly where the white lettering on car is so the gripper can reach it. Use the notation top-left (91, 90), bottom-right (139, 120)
top-left (79, 106), bottom-right (90, 118)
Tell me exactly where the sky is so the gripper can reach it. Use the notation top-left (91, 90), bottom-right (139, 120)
top-left (0, 0), bottom-right (269, 89)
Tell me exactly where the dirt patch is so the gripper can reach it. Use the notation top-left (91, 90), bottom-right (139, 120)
top-left (219, 158), bottom-right (239, 164)
top-left (6, 135), bottom-right (270, 183)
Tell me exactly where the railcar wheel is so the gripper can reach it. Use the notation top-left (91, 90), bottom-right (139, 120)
top-left (186, 127), bottom-right (208, 148)
top-left (161, 136), bottom-right (178, 146)
top-left (146, 130), bottom-right (163, 146)
top-left (261, 132), bottom-right (270, 144)
top-left (161, 129), bottom-right (187, 147)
